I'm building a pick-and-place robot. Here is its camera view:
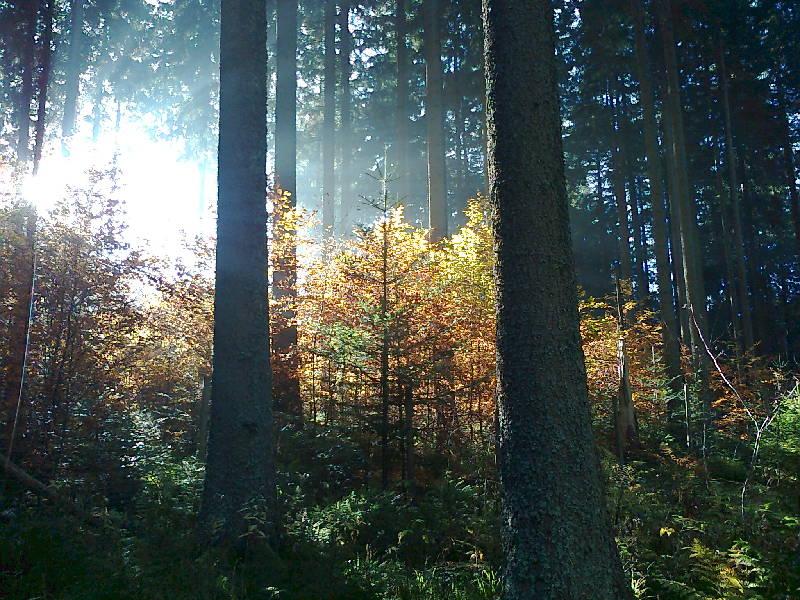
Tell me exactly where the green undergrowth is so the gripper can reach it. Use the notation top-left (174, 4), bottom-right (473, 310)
top-left (2, 407), bottom-right (799, 599)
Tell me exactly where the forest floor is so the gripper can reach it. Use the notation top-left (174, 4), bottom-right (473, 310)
top-left (1, 419), bottom-right (800, 599)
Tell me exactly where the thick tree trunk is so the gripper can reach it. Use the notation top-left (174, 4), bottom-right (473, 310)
top-left (629, 0), bottom-right (681, 386)
top-left (338, 1), bottom-right (353, 235)
top-left (273, 0), bottom-right (301, 417)
top-left (61, 0), bottom-right (83, 153)
top-left (718, 41), bottom-right (754, 353)
top-left (423, 0), bottom-right (447, 241)
top-left (394, 0), bottom-right (410, 204)
top-left (483, 1), bottom-right (629, 597)
top-left (199, 0), bottom-right (276, 542)
top-left (32, 0), bottom-right (55, 175)
top-left (322, 0), bottom-right (336, 234)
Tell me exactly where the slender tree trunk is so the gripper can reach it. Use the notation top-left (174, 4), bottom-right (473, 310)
top-left (196, 374), bottom-right (212, 460)
top-left (618, 89), bottom-right (650, 299)
top-left (395, 0), bottom-right (410, 204)
top-left (32, 0), bottom-right (55, 175)
top-left (273, 0), bottom-right (300, 417)
top-left (630, 0), bottom-right (680, 382)
top-left (718, 40), bottom-right (754, 353)
top-left (423, 0), bottom-right (447, 241)
top-left (322, 0), bottom-right (336, 234)
top-left (199, 0), bottom-right (275, 542)
top-left (402, 382), bottom-right (414, 495)
top-left (338, 0), bottom-right (353, 234)
top-left (657, 0), bottom-right (709, 405)
top-left (663, 135), bottom-right (689, 343)
top-left (483, 1), bottom-right (629, 596)
top-left (380, 218), bottom-right (390, 489)
top-left (628, 175), bottom-right (650, 298)
top-left (615, 279), bottom-right (639, 463)
top-left (778, 83), bottom-right (800, 254)
top-left (609, 92), bottom-right (634, 285)
top-left (739, 157), bottom-right (771, 351)
top-left (715, 159), bottom-right (743, 359)
top-left (16, 0), bottom-right (37, 167)
top-left (1, 208), bottom-right (35, 455)
top-left (61, 0), bottom-right (83, 153)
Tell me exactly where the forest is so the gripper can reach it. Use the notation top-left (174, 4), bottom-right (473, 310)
top-left (1, 0), bottom-right (799, 598)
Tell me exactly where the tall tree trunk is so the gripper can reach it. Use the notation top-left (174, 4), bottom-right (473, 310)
top-left (32, 0), bottom-right (55, 176)
top-left (1, 208), bottom-right (35, 456)
top-left (619, 89), bottom-right (650, 299)
top-left (628, 175), bottom-right (650, 298)
top-left (380, 217), bottom-right (390, 489)
top-left (402, 382), bottom-right (414, 496)
top-left (338, 0), bottom-right (353, 235)
top-left (657, 0), bottom-right (709, 406)
top-left (394, 0), bottom-right (410, 204)
top-left (196, 374), bottom-right (212, 460)
top-left (778, 83), bottom-right (800, 254)
top-left (629, 0), bottom-right (681, 386)
top-left (663, 130), bottom-right (690, 343)
top-left (614, 279), bottom-right (639, 463)
top-left (423, 0), bottom-right (447, 241)
top-left (718, 40), bottom-right (754, 353)
top-left (199, 0), bottom-right (276, 542)
top-left (715, 159), bottom-right (743, 359)
top-left (609, 92), bottom-right (634, 285)
top-left (273, 0), bottom-right (300, 417)
top-left (322, 0), bottom-right (336, 234)
top-left (16, 0), bottom-right (37, 167)
top-left (483, 1), bottom-right (629, 597)
top-left (739, 157), bottom-right (771, 351)
top-left (61, 0), bottom-right (83, 153)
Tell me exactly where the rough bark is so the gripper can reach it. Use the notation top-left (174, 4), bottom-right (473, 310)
top-left (483, 0), bottom-right (629, 596)
top-left (32, 0), bottom-right (55, 175)
top-left (423, 0), bottom-right (447, 241)
top-left (61, 0), bottom-right (83, 153)
top-left (273, 0), bottom-right (300, 417)
top-left (322, 0), bottom-right (336, 234)
top-left (199, 0), bottom-right (276, 542)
